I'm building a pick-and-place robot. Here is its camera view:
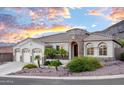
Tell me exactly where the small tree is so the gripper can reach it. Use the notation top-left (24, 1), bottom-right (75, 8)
top-left (45, 48), bottom-right (57, 59)
top-left (59, 48), bottom-right (68, 58)
top-left (35, 55), bottom-right (41, 68)
top-left (50, 60), bottom-right (62, 71)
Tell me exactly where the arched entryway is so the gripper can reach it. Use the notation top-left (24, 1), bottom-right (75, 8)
top-left (71, 42), bottom-right (78, 58)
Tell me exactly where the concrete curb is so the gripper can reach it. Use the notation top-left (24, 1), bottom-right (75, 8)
top-left (1, 74), bottom-right (124, 80)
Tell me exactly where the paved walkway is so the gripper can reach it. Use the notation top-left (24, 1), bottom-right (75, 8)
top-left (0, 62), bottom-right (26, 75)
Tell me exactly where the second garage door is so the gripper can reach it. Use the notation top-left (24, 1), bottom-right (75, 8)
top-left (15, 48), bottom-right (21, 62)
top-left (22, 48), bottom-right (31, 63)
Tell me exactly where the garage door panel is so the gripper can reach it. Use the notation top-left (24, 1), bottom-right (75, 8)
top-left (23, 53), bottom-right (30, 63)
top-left (15, 48), bottom-right (21, 62)
top-left (16, 52), bottom-right (21, 62)
top-left (22, 48), bottom-right (30, 63)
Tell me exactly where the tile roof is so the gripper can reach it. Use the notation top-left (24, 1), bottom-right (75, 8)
top-left (0, 46), bottom-right (13, 53)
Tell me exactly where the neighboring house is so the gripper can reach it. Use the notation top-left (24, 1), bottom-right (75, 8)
top-left (0, 46), bottom-right (13, 62)
top-left (13, 27), bottom-right (122, 64)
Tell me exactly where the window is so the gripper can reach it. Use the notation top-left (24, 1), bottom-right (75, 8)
top-left (86, 43), bottom-right (94, 55)
top-left (56, 45), bottom-right (60, 50)
top-left (99, 43), bottom-right (107, 55)
top-left (45, 45), bottom-right (53, 48)
top-left (32, 48), bottom-right (41, 53)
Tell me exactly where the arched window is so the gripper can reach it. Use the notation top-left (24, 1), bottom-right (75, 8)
top-left (99, 43), bottom-right (107, 55)
top-left (86, 43), bottom-right (94, 55)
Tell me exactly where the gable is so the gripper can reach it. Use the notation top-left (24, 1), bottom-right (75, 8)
top-left (14, 38), bottom-right (32, 48)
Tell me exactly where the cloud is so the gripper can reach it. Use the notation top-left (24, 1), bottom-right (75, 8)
top-left (87, 7), bottom-right (124, 22)
top-left (0, 14), bottom-right (17, 28)
top-left (0, 22), bottom-right (5, 30)
top-left (88, 10), bottom-right (102, 16)
top-left (72, 25), bottom-right (87, 29)
top-left (107, 7), bottom-right (124, 22)
top-left (48, 7), bottom-right (71, 19)
top-left (91, 24), bottom-right (97, 28)
top-left (0, 7), bottom-right (72, 43)
top-left (0, 24), bottom-right (71, 43)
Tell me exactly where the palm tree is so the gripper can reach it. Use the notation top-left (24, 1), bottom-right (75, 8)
top-left (35, 55), bottom-right (41, 68)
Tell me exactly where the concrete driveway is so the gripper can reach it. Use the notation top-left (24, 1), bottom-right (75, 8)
top-left (0, 62), bottom-right (26, 75)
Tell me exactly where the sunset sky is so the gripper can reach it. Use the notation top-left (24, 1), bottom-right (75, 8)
top-left (0, 7), bottom-right (124, 43)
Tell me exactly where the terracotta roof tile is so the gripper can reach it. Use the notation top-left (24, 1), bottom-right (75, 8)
top-left (0, 46), bottom-right (13, 53)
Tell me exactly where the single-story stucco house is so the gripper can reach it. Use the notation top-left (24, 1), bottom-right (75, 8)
top-left (13, 27), bottom-right (122, 65)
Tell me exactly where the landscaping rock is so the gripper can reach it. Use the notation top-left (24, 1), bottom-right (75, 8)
top-left (10, 61), bottom-right (124, 77)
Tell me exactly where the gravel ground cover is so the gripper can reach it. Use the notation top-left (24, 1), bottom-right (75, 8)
top-left (9, 61), bottom-right (124, 76)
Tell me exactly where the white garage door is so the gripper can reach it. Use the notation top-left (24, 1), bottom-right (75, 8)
top-left (15, 49), bottom-right (21, 62)
top-left (22, 48), bottom-right (30, 63)
top-left (32, 48), bottom-right (42, 64)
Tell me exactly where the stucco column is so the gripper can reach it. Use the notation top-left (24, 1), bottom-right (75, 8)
top-left (69, 43), bottom-right (72, 60)
top-left (77, 42), bottom-right (83, 57)
top-left (95, 47), bottom-right (98, 57)
top-left (42, 45), bottom-right (45, 64)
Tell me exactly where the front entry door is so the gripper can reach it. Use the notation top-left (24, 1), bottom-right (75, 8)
top-left (74, 44), bottom-right (78, 57)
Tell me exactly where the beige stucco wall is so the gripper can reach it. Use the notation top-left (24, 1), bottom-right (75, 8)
top-left (13, 39), bottom-right (45, 64)
top-left (84, 40), bottom-right (118, 58)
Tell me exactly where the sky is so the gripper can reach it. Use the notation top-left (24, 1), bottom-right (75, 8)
top-left (0, 7), bottom-right (124, 43)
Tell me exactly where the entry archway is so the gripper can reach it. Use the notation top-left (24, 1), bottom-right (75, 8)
top-left (71, 42), bottom-right (78, 58)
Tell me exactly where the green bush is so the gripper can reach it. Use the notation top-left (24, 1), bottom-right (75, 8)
top-left (50, 60), bottom-right (62, 71)
top-left (67, 56), bottom-right (102, 72)
top-left (67, 57), bottom-right (84, 72)
top-left (59, 48), bottom-right (68, 58)
top-left (22, 64), bottom-right (38, 69)
top-left (120, 52), bottom-right (124, 61)
top-left (44, 48), bottom-right (58, 59)
top-left (44, 61), bottom-right (51, 66)
top-left (119, 39), bottom-right (124, 47)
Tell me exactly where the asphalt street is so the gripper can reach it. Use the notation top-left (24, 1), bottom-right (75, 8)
top-left (0, 77), bottom-right (124, 85)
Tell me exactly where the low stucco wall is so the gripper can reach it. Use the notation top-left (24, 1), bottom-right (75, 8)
top-left (46, 59), bottom-right (70, 65)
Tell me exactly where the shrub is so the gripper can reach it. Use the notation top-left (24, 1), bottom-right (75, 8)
top-left (59, 48), bottom-right (68, 58)
top-left (22, 64), bottom-right (38, 69)
top-left (67, 57), bottom-right (84, 72)
top-left (44, 61), bottom-right (51, 66)
top-left (50, 60), bottom-right (62, 71)
top-left (67, 56), bottom-right (102, 72)
top-left (120, 52), bottom-right (124, 61)
top-left (119, 39), bottom-right (124, 47)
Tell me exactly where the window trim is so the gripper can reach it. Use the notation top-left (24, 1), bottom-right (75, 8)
top-left (86, 43), bottom-right (94, 55)
top-left (98, 42), bottom-right (107, 56)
